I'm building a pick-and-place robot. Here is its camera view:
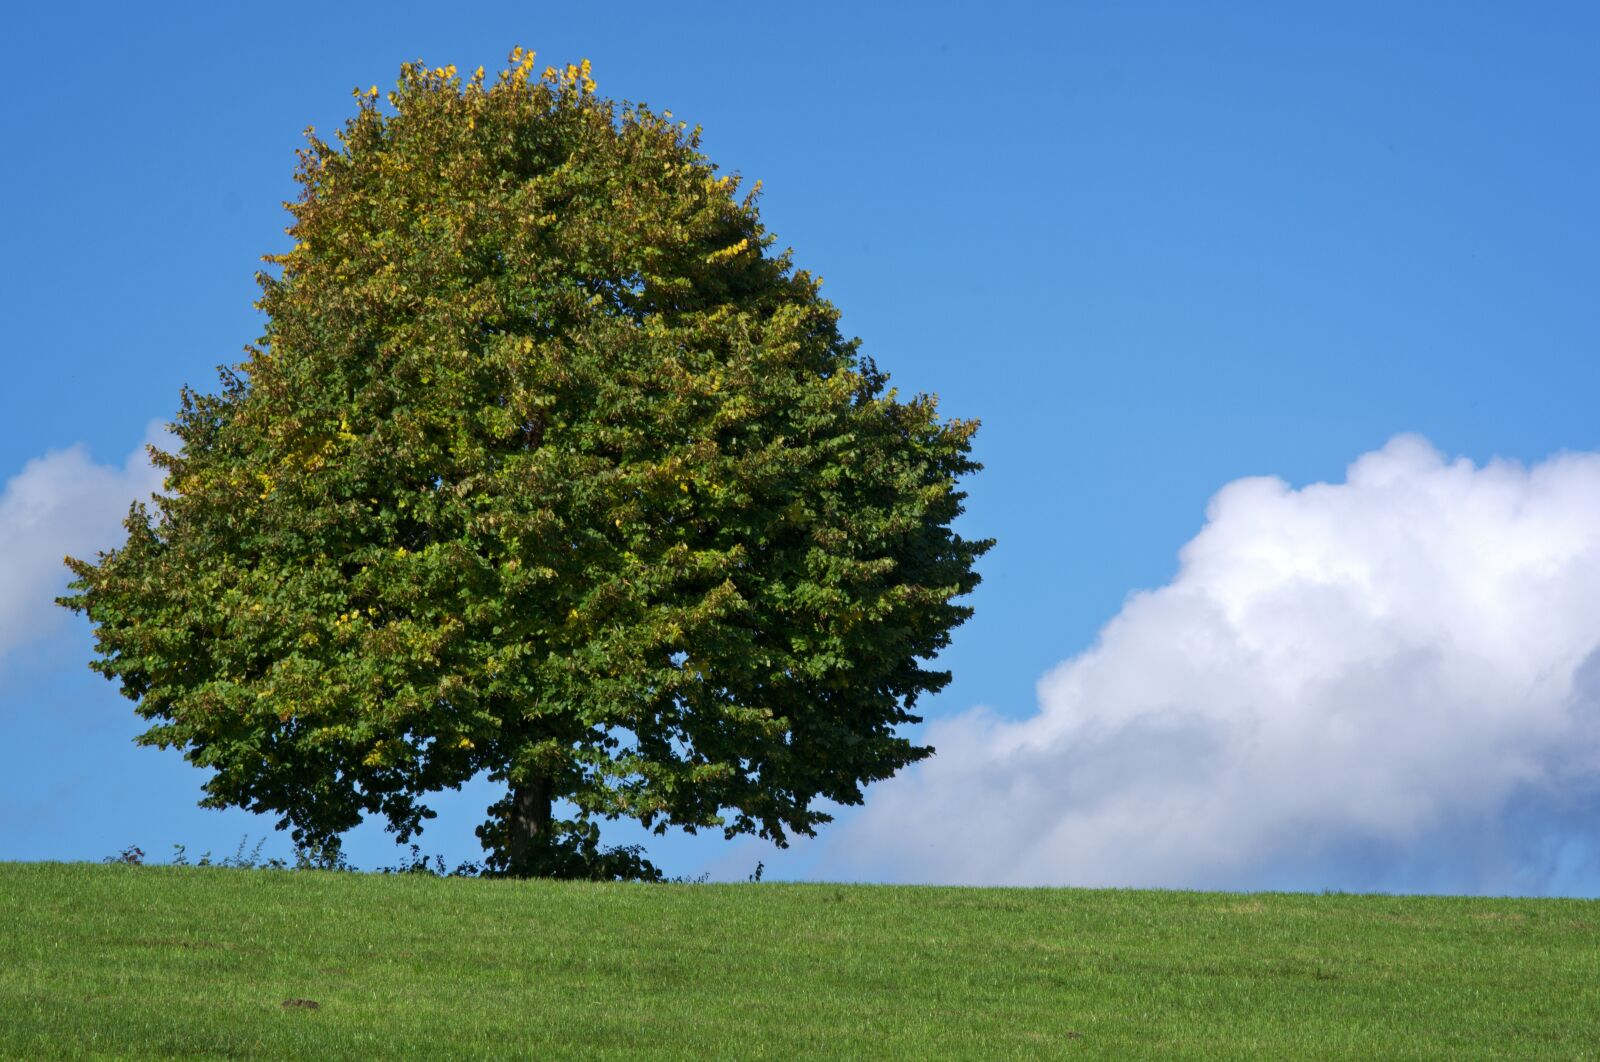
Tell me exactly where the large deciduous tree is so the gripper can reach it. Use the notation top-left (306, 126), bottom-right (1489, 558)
top-left (62, 52), bottom-right (990, 877)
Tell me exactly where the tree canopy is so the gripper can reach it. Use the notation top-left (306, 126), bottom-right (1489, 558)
top-left (62, 51), bottom-right (990, 877)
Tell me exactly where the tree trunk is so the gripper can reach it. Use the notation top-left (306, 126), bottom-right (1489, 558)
top-left (507, 772), bottom-right (553, 872)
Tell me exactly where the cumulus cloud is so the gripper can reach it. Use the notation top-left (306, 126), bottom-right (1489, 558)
top-left (0, 428), bottom-right (167, 664)
top-left (840, 436), bottom-right (1600, 894)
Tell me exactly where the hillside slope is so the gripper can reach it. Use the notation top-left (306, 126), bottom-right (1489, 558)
top-left (1, 864), bottom-right (1595, 1058)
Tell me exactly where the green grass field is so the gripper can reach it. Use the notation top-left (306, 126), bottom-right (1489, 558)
top-left (1, 864), bottom-right (1596, 1059)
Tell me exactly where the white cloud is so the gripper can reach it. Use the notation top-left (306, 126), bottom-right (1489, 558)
top-left (839, 436), bottom-right (1600, 894)
top-left (0, 427), bottom-right (167, 665)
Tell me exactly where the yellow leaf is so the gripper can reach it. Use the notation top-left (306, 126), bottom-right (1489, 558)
top-left (705, 238), bottom-right (750, 265)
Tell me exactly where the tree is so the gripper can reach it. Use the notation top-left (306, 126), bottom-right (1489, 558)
top-left (61, 51), bottom-right (990, 877)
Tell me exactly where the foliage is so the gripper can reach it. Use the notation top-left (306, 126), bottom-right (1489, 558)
top-left (109, 834), bottom-right (638, 878)
top-left (476, 811), bottom-right (663, 881)
top-left (7, 864), bottom-right (1600, 1058)
top-left (381, 845), bottom-right (483, 877)
top-left (289, 838), bottom-right (356, 872)
top-left (60, 49), bottom-right (989, 875)
top-left (170, 836), bottom-right (281, 869)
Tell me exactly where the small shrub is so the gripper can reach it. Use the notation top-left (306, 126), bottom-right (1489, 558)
top-left (381, 844), bottom-right (484, 877)
top-left (479, 817), bottom-right (663, 882)
top-left (292, 838), bottom-right (355, 872)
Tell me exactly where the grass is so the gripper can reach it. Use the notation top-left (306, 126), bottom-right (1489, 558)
top-left (1, 864), bottom-right (1596, 1059)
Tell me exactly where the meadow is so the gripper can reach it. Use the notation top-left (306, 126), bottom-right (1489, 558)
top-left (1, 863), bottom-right (1595, 1059)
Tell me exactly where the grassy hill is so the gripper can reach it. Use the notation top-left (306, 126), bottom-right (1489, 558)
top-left (1, 863), bottom-right (1595, 1059)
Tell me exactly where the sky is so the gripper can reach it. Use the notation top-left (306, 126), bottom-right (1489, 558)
top-left (4, 2), bottom-right (1600, 892)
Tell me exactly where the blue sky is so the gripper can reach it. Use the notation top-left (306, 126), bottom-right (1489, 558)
top-left (5, 2), bottom-right (1600, 890)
